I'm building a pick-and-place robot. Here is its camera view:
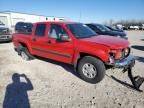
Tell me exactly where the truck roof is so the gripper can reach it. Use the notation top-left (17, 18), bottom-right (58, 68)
top-left (35, 21), bottom-right (80, 25)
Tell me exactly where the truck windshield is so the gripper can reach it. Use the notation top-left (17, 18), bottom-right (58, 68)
top-left (66, 23), bottom-right (97, 38)
top-left (96, 24), bottom-right (111, 32)
top-left (0, 21), bottom-right (4, 25)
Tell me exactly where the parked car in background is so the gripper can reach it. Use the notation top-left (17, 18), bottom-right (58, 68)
top-left (129, 26), bottom-right (139, 30)
top-left (116, 24), bottom-right (123, 30)
top-left (12, 21), bottom-right (135, 83)
top-left (15, 22), bottom-right (33, 34)
top-left (139, 24), bottom-right (144, 30)
top-left (122, 26), bottom-right (129, 30)
top-left (0, 21), bottom-right (12, 42)
top-left (105, 25), bottom-right (124, 32)
top-left (142, 24), bottom-right (144, 30)
top-left (86, 23), bottom-right (128, 40)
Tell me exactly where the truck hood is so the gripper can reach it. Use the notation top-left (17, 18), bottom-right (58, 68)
top-left (80, 35), bottom-right (129, 49)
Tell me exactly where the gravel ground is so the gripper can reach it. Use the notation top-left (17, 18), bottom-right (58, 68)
top-left (0, 31), bottom-right (144, 108)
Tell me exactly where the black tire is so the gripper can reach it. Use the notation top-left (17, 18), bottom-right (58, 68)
top-left (78, 56), bottom-right (106, 84)
top-left (20, 47), bottom-right (33, 61)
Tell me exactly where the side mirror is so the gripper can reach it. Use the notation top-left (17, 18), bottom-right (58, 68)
top-left (60, 35), bottom-right (71, 41)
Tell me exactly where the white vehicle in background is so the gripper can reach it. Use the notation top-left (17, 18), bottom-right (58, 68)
top-left (141, 24), bottom-right (144, 30)
top-left (129, 26), bottom-right (139, 30)
top-left (116, 24), bottom-right (123, 30)
top-left (0, 21), bottom-right (12, 42)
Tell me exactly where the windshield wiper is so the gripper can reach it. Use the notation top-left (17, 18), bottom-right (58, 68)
top-left (77, 35), bottom-right (95, 39)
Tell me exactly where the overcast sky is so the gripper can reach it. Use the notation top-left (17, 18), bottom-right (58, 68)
top-left (1, 0), bottom-right (144, 23)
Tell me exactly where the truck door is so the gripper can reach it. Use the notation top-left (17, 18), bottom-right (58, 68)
top-left (45, 24), bottom-right (74, 64)
top-left (31, 23), bottom-right (51, 57)
top-left (31, 23), bottom-right (74, 64)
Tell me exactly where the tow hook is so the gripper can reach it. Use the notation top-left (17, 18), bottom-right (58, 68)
top-left (123, 66), bottom-right (144, 92)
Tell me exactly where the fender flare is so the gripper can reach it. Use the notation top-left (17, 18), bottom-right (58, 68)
top-left (73, 51), bottom-right (109, 72)
top-left (18, 41), bottom-right (33, 54)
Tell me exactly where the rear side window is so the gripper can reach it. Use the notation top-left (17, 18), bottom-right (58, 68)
top-left (15, 22), bottom-right (24, 31)
top-left (35, 24), bottom-right (46, 37)
top-left (15, 22), bottom-right (33, 34)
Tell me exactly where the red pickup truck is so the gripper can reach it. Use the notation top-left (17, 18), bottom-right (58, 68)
top-left (12, 22), bottom-right (135, 83)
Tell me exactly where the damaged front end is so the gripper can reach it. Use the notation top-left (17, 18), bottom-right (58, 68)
top-left (107, 48), bottom-right (144, 92)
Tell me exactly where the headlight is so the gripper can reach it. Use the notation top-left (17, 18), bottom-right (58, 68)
top-left (124, 48), bottom-right (130, 57)
top-left (112, 48), bottom-right (130, 60)
top-left (119, 48), bottom-right (130, 59)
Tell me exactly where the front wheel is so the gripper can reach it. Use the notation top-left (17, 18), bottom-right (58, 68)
top-left (78, 56), bottom-right (106, 84)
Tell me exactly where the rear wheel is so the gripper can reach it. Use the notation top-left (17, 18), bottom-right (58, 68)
top-left (20, 47), bottom-right (32, 61)
top-left (78, 56), bottom-right (106, 84)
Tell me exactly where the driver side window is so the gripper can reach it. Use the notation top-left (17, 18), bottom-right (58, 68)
top-left (48, 24), bottom-right (69, 39)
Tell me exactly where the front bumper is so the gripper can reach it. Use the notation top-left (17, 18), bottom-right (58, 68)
top-left (108, 55), bottom-right (135, 68)
top-left (0, 34), bottom-right (12, 42)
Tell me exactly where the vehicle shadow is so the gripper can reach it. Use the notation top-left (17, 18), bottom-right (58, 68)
top-left (135, 56), bottom-right (144, 63)
top-left (110, 75), bottom-right (137, 91)
top-left (131, 45), bottom-right (144, 51)
top-left (0, 41), bottom-right (11, 44)
top-left (3, 73), bottom-right (33, 108)
top-left (35, 56), bottom-right (80, 78)
top-left (106, 74), bottom-right (137, 91)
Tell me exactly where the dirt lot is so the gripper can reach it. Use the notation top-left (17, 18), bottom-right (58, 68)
top-left (0, 31), bottom-right (144, 108)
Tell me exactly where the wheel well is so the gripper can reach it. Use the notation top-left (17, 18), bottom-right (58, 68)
top-left (79, 52), bottom-right (103, 62)
top-left (19, 42), bottom-right (27, 48)
top-left (18, 42), bottom-right (30, 53)
top-left (75, 52), bottom-right (104, 71)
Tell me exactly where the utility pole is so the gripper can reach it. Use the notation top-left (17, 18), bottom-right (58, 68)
top-left (79, 11), bottom-right (82, 22)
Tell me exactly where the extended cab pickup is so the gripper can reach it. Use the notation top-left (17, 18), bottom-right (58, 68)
top-left (12, 22), bottom-right (135, 83)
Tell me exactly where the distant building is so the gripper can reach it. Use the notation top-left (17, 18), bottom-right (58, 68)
top-left (0, 11), bottom-right (65, 31)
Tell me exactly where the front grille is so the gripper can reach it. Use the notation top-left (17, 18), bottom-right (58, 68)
top-left (0, 29), bottom-right (9, 35)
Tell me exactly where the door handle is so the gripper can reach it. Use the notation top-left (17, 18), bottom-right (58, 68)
top-left (47, 40), bottom-right (51, 44)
